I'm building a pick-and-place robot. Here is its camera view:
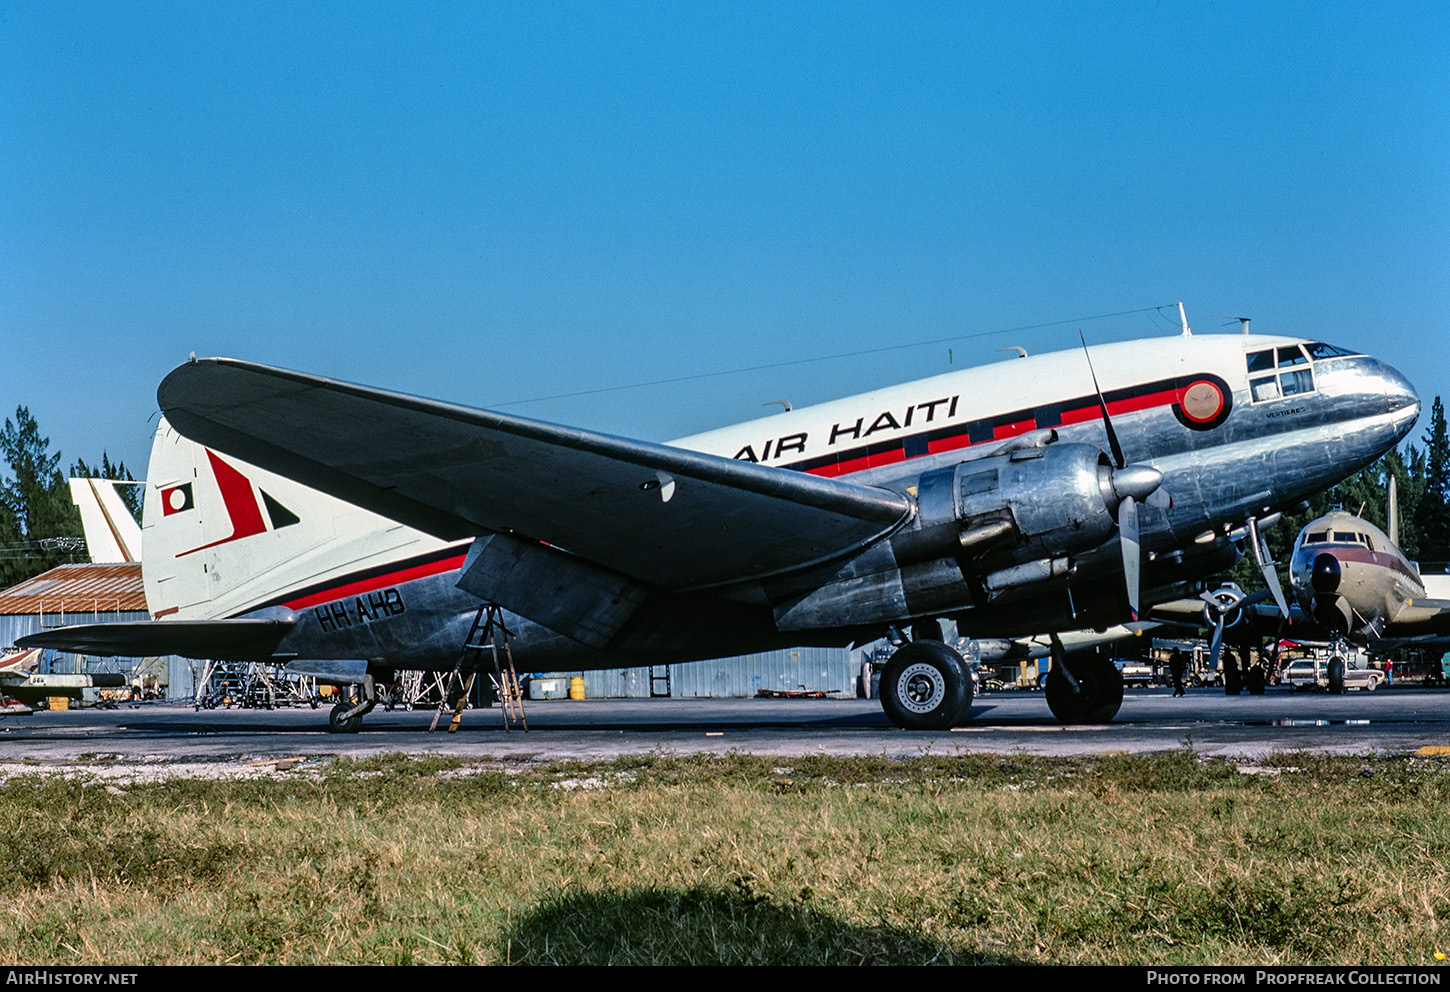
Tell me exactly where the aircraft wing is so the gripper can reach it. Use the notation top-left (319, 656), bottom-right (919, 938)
top-left (1146, 592), bottom-right (1289, 637)
top-left (1382, 597), bottom-right (1450, 639)
top-left (158, 359), bottom-right (913, 592)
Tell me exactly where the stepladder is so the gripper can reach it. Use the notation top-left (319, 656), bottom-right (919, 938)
top-left (431, 603), bottom-right (527, 732)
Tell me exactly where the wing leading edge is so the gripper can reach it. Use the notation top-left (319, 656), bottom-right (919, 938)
top-left (158, 359), bottom-right (913, 593)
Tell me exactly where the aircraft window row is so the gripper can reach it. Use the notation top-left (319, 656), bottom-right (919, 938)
top-left (1246, 344), bottom-right (1315, 405)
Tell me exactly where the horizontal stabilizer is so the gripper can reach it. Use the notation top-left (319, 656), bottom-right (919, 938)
top-left (18, 619), bottom-right (295, 661)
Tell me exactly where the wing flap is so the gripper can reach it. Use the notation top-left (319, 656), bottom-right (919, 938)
top-left (158, 359), bottom-right (913, 591)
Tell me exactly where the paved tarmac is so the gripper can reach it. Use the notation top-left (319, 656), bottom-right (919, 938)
top-left (3, 684), bottom-right (1448, 777)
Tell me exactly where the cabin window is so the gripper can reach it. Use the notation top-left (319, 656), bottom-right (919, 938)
top-left (1281, 368), bottom-right (1314, 396)
top-left (1247, 345), bottom-right (1315, 405)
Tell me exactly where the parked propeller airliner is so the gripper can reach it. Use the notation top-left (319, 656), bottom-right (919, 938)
top-left (1289, 495), bottom-right (1450, 649)
top-left (21, 326), bottom-right (1419, 730)
top-left (1169, 476), bottom-right (1450, 692)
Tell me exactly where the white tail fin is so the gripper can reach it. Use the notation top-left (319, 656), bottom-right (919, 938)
top-left (69, 477), bottom-right (143, 562)
top-left (142, 417), bottom-right (457, 620)
top-left (1388, 472), bottom-right (1399, 548)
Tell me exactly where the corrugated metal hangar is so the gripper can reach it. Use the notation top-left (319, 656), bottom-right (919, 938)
top-left (0, 562), bottom-right (195, 699)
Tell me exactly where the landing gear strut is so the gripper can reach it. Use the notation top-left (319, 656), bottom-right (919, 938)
top-left (879, 640), bottom-right (974, 730)
top-left (1044, 642), bottom-right (1124, 724)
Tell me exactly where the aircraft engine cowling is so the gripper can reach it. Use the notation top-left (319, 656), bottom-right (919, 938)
top-left (772, 442), bottom-right (1161, 631)
top-left (891, 442), bottom-right (1158, 570)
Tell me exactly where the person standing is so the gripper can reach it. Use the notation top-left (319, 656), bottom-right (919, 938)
top-left (1169, 649), bottom-right (1187, 697)
top-left (1224, 648), bottom-right (1243, 695)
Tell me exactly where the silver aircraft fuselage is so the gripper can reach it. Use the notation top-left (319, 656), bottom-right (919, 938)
top-left (254, 332), bottom-right (1418, 675)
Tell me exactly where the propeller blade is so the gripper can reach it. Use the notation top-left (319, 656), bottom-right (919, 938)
top-left (1248, 517), bottom-right (1291, 619)
top-left (1080, 331), bottom-right (1125, 468)
top-left (1209, 615), bottom-right (1226, 671)
top-left (1120, 494), bottom-right (1141, 621)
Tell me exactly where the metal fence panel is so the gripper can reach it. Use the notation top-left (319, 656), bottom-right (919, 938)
top-left (538, 646), bottom-right (861, 699)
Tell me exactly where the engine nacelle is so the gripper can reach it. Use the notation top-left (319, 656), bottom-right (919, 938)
top-left (771, 442), bottom-right (1160, 630)
top-left (891, 442), bottom-right (1142, 570)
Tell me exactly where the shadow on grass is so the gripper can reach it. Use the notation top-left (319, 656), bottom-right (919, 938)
top-left (501, 884), bottom-right (1023, 965)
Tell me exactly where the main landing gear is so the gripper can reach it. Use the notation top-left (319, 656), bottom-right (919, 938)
top-left (879, 639), bottom-right (975, 731)
top-left (1043, 638), bottom-right (1124, 724)
top-left (877, 626), bottom-right (1126, 729)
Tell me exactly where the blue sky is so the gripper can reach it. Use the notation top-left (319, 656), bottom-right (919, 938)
top-left (2, 2), bottom-right (1447, 478)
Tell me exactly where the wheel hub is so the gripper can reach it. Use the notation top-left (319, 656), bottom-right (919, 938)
top-left (897, 662), bottom-right (946, 714)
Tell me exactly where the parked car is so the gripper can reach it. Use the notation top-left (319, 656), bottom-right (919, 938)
top-left (1282, 656), bottom-right (1386, 692)
top-left (1115, 659), bottom-right (1155, 688)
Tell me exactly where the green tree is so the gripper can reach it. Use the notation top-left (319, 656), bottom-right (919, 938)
top-left (0, 407), bottom-right (84, 586)
top-left (1415, 396), bottom-right (1450, 566)
top-left (71, 452), bottom-right (142, 520)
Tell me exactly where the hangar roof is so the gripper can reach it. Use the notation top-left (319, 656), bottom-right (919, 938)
top-left (0, 563), bottom-right (146, 616)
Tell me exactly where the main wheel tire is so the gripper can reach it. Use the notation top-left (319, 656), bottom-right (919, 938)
top-left (1045, 656), bottom-right (1125, 724)
top-left (1328, 657), bottom-right (1347, 695)
top-left (880, 640), bottom-right (973, 730)
top-left (328, 700), bottom-right (363, 734)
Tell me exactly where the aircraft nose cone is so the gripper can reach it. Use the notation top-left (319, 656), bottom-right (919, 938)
top-left (1381, 363), bottom-right (1420, 435)
top-left (1311, 552), bottom-right (1341, 594)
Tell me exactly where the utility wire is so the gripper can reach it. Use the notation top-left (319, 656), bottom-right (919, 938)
top-left (490, 303), bottom-right (1180, 409)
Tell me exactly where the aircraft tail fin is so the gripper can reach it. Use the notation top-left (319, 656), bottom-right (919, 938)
top-left (69, 477), bottom-right (143, 563)
top-left (1388, 472), bottom-right (1399, 548)
top-left (142, 417), bottom-right (455, 621)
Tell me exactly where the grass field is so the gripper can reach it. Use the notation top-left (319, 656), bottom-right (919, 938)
top-left (0, 750), bottom-right (1447, 966)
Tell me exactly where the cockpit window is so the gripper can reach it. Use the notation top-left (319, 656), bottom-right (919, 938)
top-left (1247, 345), bottom-right (1315, 404)
top-left (1304, 342), bottom-right (1361, 360)
top-left (1333, 531), bottom-right (1358, 543)
top-left (1305, 531), bottom-right (1329, 544)
top-left (1276, 346), bottom-right (1309, 367)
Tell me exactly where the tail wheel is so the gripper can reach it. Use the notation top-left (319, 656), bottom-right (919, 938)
top-left (328, 684), bottom-right (364, 733)
top-left (1045, 656), bottom-right (1124, 724)
top-left (880, 640), bottom-right (973, 730)
top-left (328, 700), bottom-right (363, 733)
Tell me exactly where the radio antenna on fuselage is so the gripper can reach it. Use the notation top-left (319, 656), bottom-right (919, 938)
top-left (1178, 302), bottom-right (1192, 336)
